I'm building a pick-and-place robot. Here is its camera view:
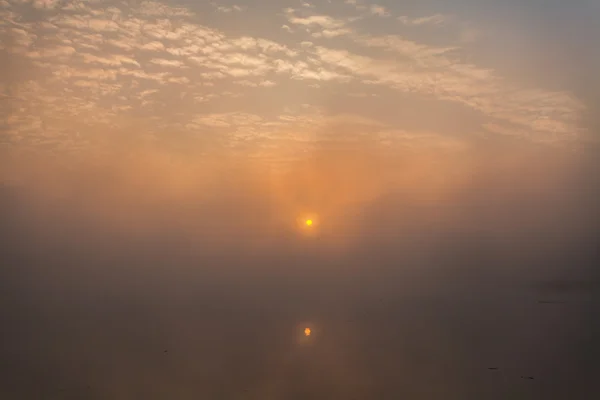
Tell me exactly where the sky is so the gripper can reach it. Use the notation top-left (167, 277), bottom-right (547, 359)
top-left (1, 0), bottom-right (599, 399)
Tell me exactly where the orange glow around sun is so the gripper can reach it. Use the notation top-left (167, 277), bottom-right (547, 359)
top-left (295, 214), bottom-right (320, 233)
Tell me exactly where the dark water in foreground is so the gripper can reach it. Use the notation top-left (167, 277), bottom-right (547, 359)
top-left (1, 244), bottom-right (597, 400)
top-left (1, 185), bottom-right (598, 399)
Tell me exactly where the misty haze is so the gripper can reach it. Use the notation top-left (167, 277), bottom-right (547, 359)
top-left (1, 0), bottom-right (599, 399)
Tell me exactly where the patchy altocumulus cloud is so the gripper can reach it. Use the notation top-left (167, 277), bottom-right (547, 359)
top-left (398, 14), bottom-right (451, 26)
top-left (0, 0), bottom-right (587, 158)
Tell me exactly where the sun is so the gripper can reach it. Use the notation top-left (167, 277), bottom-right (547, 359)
top-left (304, 327), bottom-right (311, 336)
top-left (296, 214), bottom-right (319, 233)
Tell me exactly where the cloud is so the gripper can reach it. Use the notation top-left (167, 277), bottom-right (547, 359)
top-left (310, 42), bottom-right (583, 142)
top-left (344, 0), bottom-right (368, 12)
top-left (150, 58), bottom-right (186, 68)
top-left (312, 28), bottom-right (352, 38)
top-left (138, 0), bottom-right (195, 17)
top-left (31, 0), bottom-right (60, 9)
top-left (234, 79), bottom-right (277, 88)
top-left (369, 5), bottom-right (390, 17)
top-left (398, 14), bottom-right (451, 26)
top-left (287, 14), bottom-right (348, 29)
top-left (107, 38), bottom-right (135, 51)
top-left (168, 76), bottom-right (190, 84)
top-left (260, 80), bottom-right (276, 87)
top-left (87, 19), bottom-right (120, 32)
top-left (28, 45), bottom-right (77, 58)
top-left (190, 112), bottom-right (263, 128)
top-left (284, 8), bottom-right (358, 39)
top-left (213, 3), bottom-right (245, 13)
top-left (81, 53), bottom-right (140, 67)
top-left (141, 41), bottom-right (165, 51)
top-left (0, 0), bottom-right (587, 155)
top-left (117, 68), bottom-right (170, 83)
top-left (46, 66), bottom-right (110, 82)
top-left (354, 34), bottom-right (457, 58)
top-left (73, 80), bottom-right (122, 96)
top-left (138, 89), bottom-right (159, 99)
top-left (233, 80), bottom-right (259, 87)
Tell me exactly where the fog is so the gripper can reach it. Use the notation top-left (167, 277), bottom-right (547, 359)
top-left (1, 133), bottom-right (598, 399)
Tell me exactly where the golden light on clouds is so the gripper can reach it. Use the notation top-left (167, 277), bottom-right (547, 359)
top-left (0, 0), bottom-right (592, 263)
top-left (0, 0), bottom-right (587, 182)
